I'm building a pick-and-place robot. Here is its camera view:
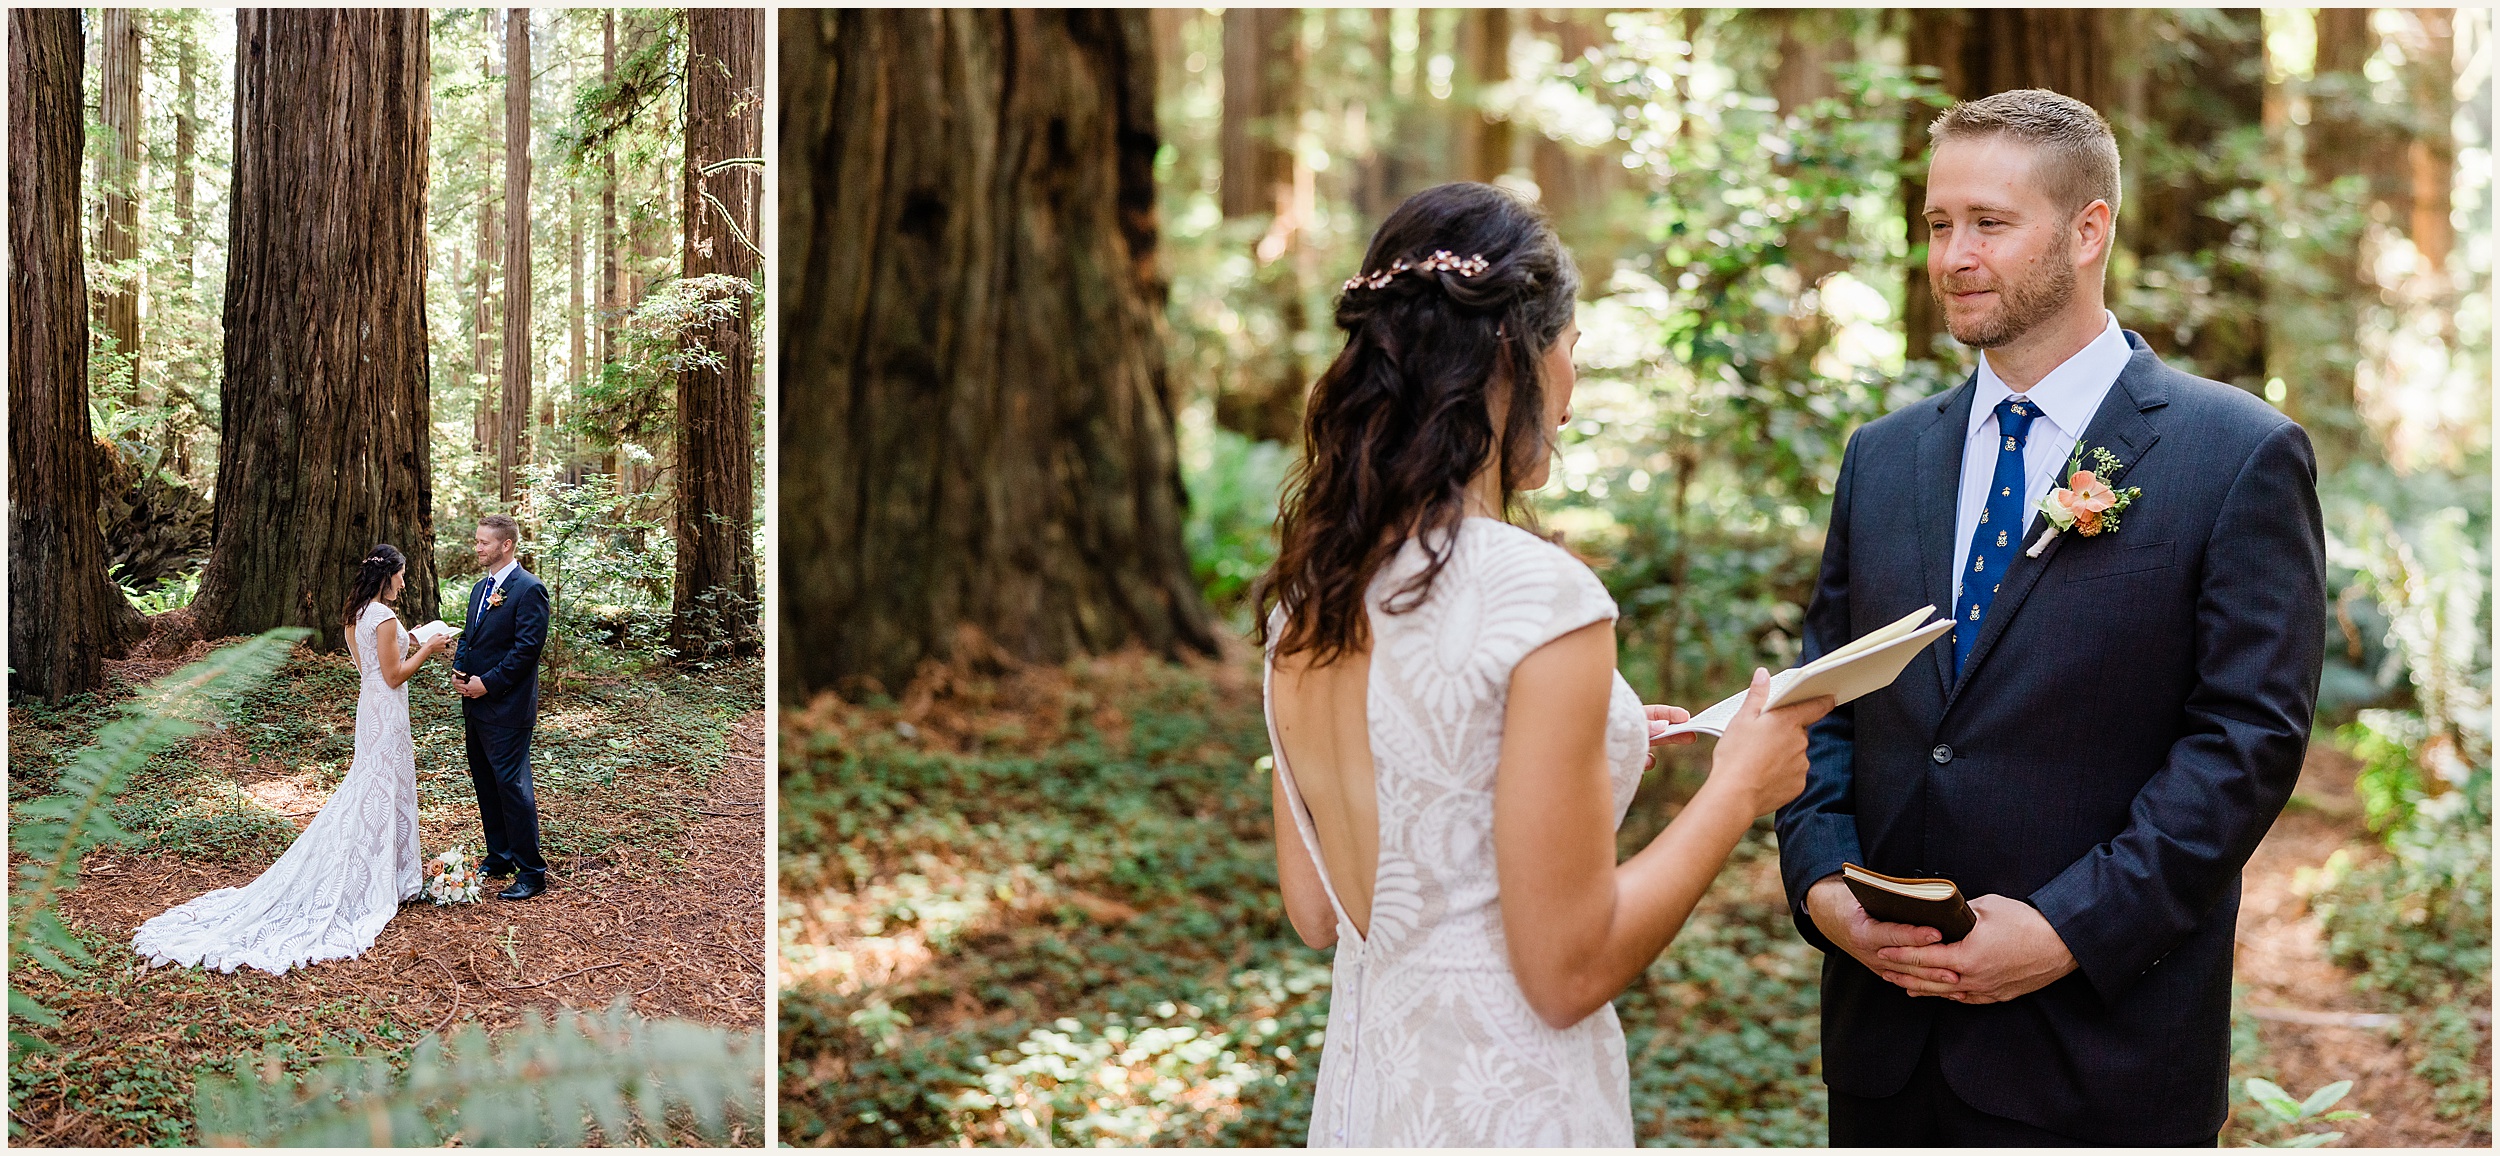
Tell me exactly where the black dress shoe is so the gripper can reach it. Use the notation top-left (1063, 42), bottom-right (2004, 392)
top-left (497, 875), bottom-right (546, 900)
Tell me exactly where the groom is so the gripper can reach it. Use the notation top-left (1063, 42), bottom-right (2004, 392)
top-left (451, 514), bottom-right (553, 900)
top-left (1775, 90), bottom-right (2324, 1144)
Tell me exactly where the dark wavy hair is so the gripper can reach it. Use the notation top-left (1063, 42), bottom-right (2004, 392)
top-left (1254, 182), bottom-right (1580, 665)
top-left (342, 544), bottom-right (407, 630)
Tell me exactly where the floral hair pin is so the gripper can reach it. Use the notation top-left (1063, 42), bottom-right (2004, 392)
top-left (1341, 249), bottom-right (1491, 293)
top-left (2027, 445), bottom-right (2142, 557)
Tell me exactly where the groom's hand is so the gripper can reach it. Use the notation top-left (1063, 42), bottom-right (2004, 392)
top-left (1805, 875), bottom-right (1959, 991)
top-left (456, 674), bottom-right (489, 699)
top-left (1874, 893), bottom-right (2077, 1004)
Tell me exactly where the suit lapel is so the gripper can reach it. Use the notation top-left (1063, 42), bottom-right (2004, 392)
top-left (1915, 377), bottom-right (1977, 700)
top-left (1944, 337), bottom-right (2169, 708)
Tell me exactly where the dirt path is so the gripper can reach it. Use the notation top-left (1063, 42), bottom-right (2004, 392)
top-left (2230, 747), bottom-right (2490, 1146)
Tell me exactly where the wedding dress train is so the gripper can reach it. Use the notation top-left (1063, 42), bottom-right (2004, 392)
top-left (1264, 518), bottom-right (1651, 1146)
top-left (132, 599), bottom-right (424, 974)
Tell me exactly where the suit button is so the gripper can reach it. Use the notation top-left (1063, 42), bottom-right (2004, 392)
top-left (1932, 744), bottom-right (1954, 765)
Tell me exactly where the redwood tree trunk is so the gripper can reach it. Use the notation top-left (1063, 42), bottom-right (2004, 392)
top-left (92, 8), bottom-right (142, 389)
top-left (11, 8), bottom-right (145, 701)
top-left (2127, 9), bottom-right (2266, 390)
top-left (191, 9), bottom-right (436, 652)
top-left (672, 7), bottom-right (764, 658)
top-left (500, 8), bottom-right (531, 499)
top-left (600, 10), bottom-right (619, 376)
top-left (779, 8), bottom-right (1217, 699)
top-left (174, 20), bottom-right (197, 280)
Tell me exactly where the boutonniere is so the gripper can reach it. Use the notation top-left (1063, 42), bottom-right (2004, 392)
top-left (487, 589), bottom-right (507, 610)
top-left (2027, 446), bottom-right (2142, 557)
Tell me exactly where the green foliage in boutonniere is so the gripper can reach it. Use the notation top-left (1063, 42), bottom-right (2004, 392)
top-left (2027, 445), bottom-right (2144, 557)
top-left (487, 589), bottom-right (507, 610)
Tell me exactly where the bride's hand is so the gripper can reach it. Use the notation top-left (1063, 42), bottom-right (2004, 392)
top-left (1641, 705), bottom-right (1695, 770)
top-left (1703, 668), bottom-right (1831, 816)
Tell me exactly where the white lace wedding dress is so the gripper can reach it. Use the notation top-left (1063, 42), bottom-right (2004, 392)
top-left (1264, 518), bottom-right (1649, 1146)
top-left (132, 599), bottom-right (424, 974)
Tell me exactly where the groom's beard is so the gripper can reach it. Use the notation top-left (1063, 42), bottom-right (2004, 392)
top-left (1934, 240), bottom-right (2078, 349)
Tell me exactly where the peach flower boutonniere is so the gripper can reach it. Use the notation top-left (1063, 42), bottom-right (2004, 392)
top-left (2027, 445), bottom-right (2142, 558)
top-left (487, 588), bottom-right (507, 611)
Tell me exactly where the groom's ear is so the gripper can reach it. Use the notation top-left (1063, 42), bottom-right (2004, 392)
top-left (2072, 198), bottom-right (2115, 270)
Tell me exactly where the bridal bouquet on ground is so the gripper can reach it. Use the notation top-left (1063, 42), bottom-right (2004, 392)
top-left (426, 845), bottom-right (485, 906)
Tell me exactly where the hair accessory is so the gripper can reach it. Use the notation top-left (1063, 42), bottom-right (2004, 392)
top-left (1341, 249), bottom-right (1491, 293)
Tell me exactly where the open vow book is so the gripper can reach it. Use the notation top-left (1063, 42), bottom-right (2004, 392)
top-left (409, 620), bottom-right (461, 648)
top-left (1647, 606), bottom-right (1955, 740)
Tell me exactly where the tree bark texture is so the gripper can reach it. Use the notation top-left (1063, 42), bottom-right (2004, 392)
top-left (1900, 9), bottom-right (2113, 364)
top-left (779, 8), bottom-right (1217, 699)
top-left (11, 9), bottom-right (146, 702)
top-left (1461, 7), bottom-right (1514, 184)
top-left (93, 8), bottom-right (142, 386)
top-left (672, 7), bottom-right (764, 657)
top-left (500, 9), bottom-right (531, 500)
top-left (192, 8), bottom-right (437, 651)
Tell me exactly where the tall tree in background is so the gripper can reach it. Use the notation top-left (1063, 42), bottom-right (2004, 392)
top-left (192, 8), bottom-right (437, 651)
top-left (1459, 8), bottom-right (1513, 183)
top-left (600, 11), bottom-right (620, 379)
top-left (11, 8), bottom-right (147, 702)
top-left (1215, 7), bottom-right (1311, 443)
top-left (173, 17), bottom-right (197, 281)
top-left (499, 8), bottom-right (532, 501)
top-left (1899, 9), bottom-right (2113, 364)
top-left (2127, 9), bottom-right (2267, 389)
top-left (92, 8), bottom-right (143, 392)
top-left (473, 9), bottom-right (501, 460)
top-left (672, 7), bottom-right (763, 657)
top-left (779, 8), bottom-right (1216, 699)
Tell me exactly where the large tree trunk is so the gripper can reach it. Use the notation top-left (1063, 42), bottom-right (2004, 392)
top-left (2298, 6), bottom-right (2389, 469)
top-left (500, 9), bottom-right (531, 500)
top-left (473, 10), bottom-right (500, 461)
top-left (174, 19), bottom-right (196, 281)
top-left (191, 9), bottom-right (436, 652)
top-left (92, 8), bottom-right (143, 393)
top-left (1218, 8), bottom-right (1296, 221)
top-left (2127, 10), bottom-right (2266, 390)
top-left (779, 9), bottom-right (1217, 699)
top-left (11, 9), bottom-right (145, 702)
top-left (1900, 9), bottom-right (2113, 365)
top-left (1459, 8), bottom-right (1514, 183)
top-left (671, 7), bottom-right (763, 659)
top-left (600, 11), bottom-right (619, 380)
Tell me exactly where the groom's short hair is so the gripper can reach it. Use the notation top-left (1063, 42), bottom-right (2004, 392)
top-left (1931, 89), bottom-right (2122, 218)
top-left (478, 514), bottom-right (519, 544)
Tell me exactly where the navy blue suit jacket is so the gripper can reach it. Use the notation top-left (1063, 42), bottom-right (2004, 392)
top-left (453, 566), bottom-right (549, 730)
top-left (1774, 333), bottom-right (2325, 1142)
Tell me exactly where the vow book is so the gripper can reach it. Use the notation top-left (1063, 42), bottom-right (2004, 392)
top-left (409, 620), bottom-right (461, 647)
top-left (1647, 605), bottom-right (1955, 739)
top-left (1841, 863), bottom-right (1976, 942)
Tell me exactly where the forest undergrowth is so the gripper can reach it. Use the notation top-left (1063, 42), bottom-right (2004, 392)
top-left (6, 625), bottom-right (766, 1146)
top-left (779, 640), bottom-right (2489, 1148)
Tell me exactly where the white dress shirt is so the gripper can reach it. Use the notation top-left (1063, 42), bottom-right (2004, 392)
top-left (1952, 312), bottom-right (2132, 605)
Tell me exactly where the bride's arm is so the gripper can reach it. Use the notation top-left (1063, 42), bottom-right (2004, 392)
top-left (374, 618), bottom-right (446, 689)
top-left (1493, 624), bottom-right (1827, 1030)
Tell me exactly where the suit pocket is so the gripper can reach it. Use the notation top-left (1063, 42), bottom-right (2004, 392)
top-left (2061, 538), bottom-right (2174, 584)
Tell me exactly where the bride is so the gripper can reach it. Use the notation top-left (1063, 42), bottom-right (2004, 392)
top-left (133, 544), bottom-right (451, 974)
top-left (1257, 183), bottom-right (1832, 1146)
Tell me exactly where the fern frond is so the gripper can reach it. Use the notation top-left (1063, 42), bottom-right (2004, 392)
top-left (194, 1000), bottom-right (763, 1147)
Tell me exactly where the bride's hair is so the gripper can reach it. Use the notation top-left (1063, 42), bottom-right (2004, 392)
top-left (342, 544), bottom-right (407, 629)
top-left (1256, 182), bottom-right (1579, 665)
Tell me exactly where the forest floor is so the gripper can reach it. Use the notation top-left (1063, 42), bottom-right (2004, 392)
top-left (777, 638), bottom-right (2489, 1148)
top-left (6, 623), bottom-right (767, 1147)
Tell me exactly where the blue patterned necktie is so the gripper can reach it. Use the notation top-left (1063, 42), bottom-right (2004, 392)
top-left (1954, 395), bottom-right (2040, 678)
